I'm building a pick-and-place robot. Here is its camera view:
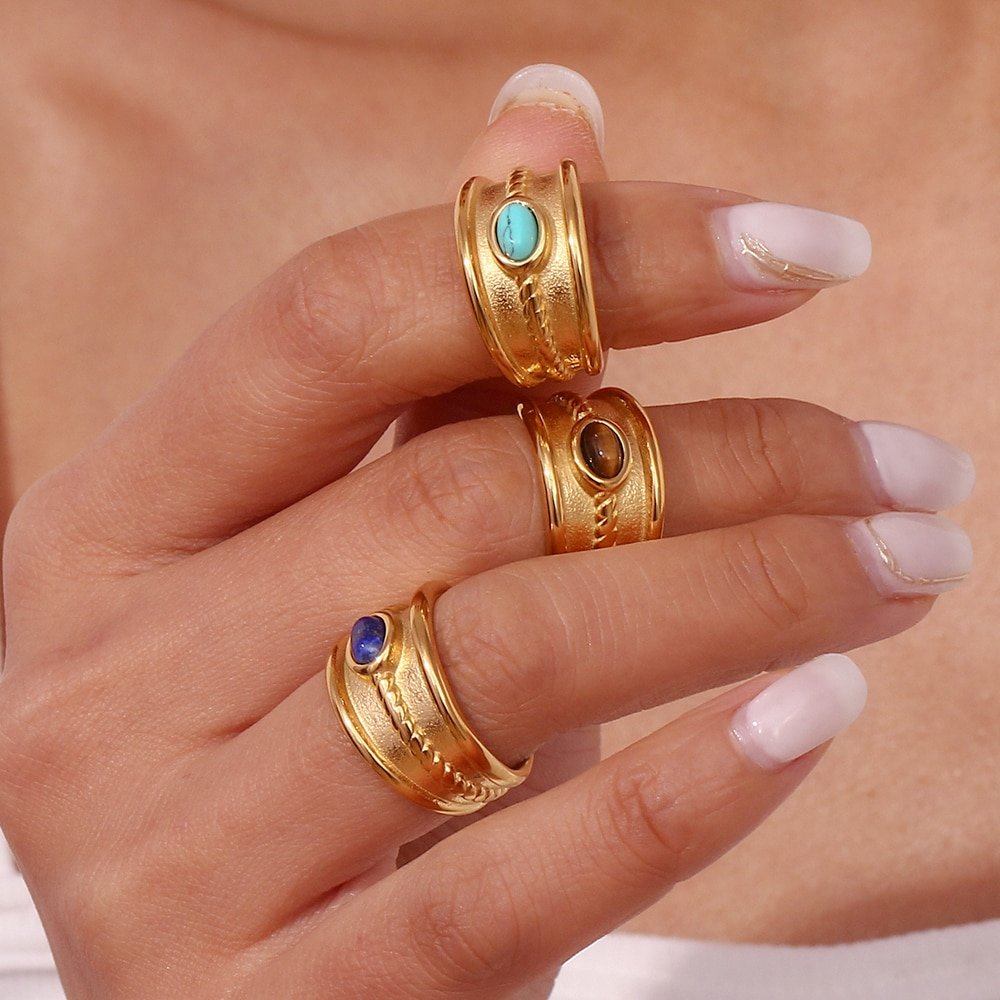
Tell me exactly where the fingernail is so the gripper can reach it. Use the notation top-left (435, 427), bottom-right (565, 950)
top-left (488, 63), bottom-right (605, 151)
top-left (845, 512), bottom-right (973, 596)
top-left (854, 421), bottom-right (976, 511)
top-left (711, 202), bottom-right (872, 290)
top-left (731, 654), bottom-right (867, 769)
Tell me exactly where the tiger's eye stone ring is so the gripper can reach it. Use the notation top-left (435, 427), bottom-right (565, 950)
top-left (455, 159), bottom-right (602, 387)
top-left (518, 387), bottom-right (666, 553)
top-left (327, 584), bottom-right (532, 815)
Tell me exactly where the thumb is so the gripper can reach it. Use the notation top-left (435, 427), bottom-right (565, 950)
top-left (395, 65), bottom-right (608, 445)
top-left (446, 63), bottom-right (608, 193)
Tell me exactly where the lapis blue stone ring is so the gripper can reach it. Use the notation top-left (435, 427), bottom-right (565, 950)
top-left (455, 159), bottom-right (602, 387)
top-left (327, 584), bottom-right (532, 816)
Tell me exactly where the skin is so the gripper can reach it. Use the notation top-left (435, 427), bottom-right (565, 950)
top-left (0, 0), bottom-right (996, 974)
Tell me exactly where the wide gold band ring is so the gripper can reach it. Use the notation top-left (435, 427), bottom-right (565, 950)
top-left (327, 584), bottom-right (532, 816)
top-left (455, 159), bottom-right (602, 387)
top-left (518, 387), bottom-right (666, 553)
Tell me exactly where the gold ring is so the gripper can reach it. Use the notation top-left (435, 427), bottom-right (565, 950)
top-left (455, 159), bottom-right (602, 387)
top-left (327, 584), bottom-right (532, 815)
top-left (518, 387), bottom-right (666, 553)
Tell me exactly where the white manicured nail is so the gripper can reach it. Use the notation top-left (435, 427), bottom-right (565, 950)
top-left (488, 64), bottom-right (605, 151)
top-left (731, 654), bottom-right (867, 769)
top-left (854, 421), bottom-right (976, 511)
top-left (845, 512), bottom-right (973, 596)
top-left (711, 202), bottom-right (871, 290)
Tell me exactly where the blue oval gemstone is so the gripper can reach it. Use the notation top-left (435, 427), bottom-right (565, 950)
top-left (495, 201), bottom-right (540, 262)
top-left (350, 615), bottom-right (387, 666)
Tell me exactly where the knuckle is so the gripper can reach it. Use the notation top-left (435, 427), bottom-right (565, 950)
top-left (437, 570), bottom-right (562, 733)
top-left (0, 680), bottom-right (157, 987)
top-left (3, 472), bottom-right (76, 581)
top-left (3, 465), bottom-right (138, 587)
top-left (713, 398), bottom-right (806, 514)
top-left (0, 678), bottom-right (46, 823)
top-left (0, 665), bottom-right (70, 779)
top-left (0, 656), bottom-right (98, 822)
top-left (719, 520), bottom-right (812, 630)
top-left (388, 422), bottom-right (531, 562)
top-left (276, 211), bottom-right (454, 392)
top-left (0, 609), bottom-right (160, 832)
top-left (275, 232), bottom-right (380, 383)
top-left (593, 758), bottom-right (693, 886)
top-left (404, 856), bottom-right (527, 990)
top-left (58, 867), bottom-right (135, 972)
top-left (4, 475), bottom-right (48, 545)
top-left (48, 845), bottom-right (226, 1000)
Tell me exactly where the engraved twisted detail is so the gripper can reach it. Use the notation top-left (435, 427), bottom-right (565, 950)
top-left (594, 492), bottom-right (619, 547)
top-left (506, 167), bottom-right (530, 199)
top-left (519, 274), bottom-right (571, 380)
top-left (555, 393), bottom-right (592, 422)
top-left (374, 671), bottom-right (500, 804)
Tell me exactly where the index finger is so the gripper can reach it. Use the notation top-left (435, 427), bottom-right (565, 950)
top-left (26, 182), bottom-right (870, 568)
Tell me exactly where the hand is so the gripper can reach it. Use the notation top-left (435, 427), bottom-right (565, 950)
top-left (0, 93), bottom-right (958, 999)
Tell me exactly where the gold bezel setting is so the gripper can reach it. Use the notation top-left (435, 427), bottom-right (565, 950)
top-left (571, 417), bottom-right (631, 489)
top-left (487, 198), bottom-right (549, 270)
top-left (345, 612), bottom-right (395, 676)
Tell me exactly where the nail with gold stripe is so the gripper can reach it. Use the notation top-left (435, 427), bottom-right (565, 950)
top-left (712, 201), bottom-right (872, 290)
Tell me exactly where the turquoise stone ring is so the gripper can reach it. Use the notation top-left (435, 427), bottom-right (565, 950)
top-left (455, 159), bottom-right (602, 386)
top-left (494, 201), bottom-right (540, 263)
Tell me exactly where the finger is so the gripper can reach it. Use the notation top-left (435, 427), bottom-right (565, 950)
top-left (178, 507), bottom-right (958, 939)
top-left (27, 175), bottom-right (871, 570)
top-left (255, 658), bottom-right (866, 998)
top-left (45, 396), bottom-right (960, 776)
